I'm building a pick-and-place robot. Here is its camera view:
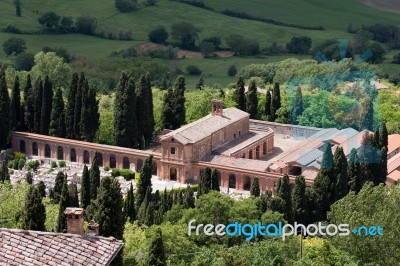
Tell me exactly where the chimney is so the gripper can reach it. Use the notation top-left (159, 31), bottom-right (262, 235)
top-left (64, 207), bottom-right (84, 235)
top-left (87, 220), bottom-right (99, 236)
top-left (211, 99), bottom-right (223, 116)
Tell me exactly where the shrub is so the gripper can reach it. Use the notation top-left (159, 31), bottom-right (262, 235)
top-left (38, 12), bottom-right (60, 31)
top-left (104, 165), bottom-right (110, 171)
top-left (148, 26), bottom-right (169, 44)
top-left (392, 52), bottom-right (400, 64)
top-left (1, 24), bottom-right (21, 34)
top-left (14, 52), bottom-right (35, 71)
top-left (51, 161), bottom-right (57, 168)
top-left (286, 36), bottom-right (312, 54)
top-left (142, 49), bottom-right (167, 59)
top-left (227, 65), bottom-right (237, 77)
top-left (186, 65), bottom-right (202, 75)
top-left (18, 159), bottom-right (25, 170)
top-left (75, 15), bottom-right (97, 35)
top-left (13, 160), bottom-right (19, 170)
top-left (111, 168), bottom-right (135, 180)
top-left (2, 37), bottom-right (26, 56)
top-left (7, 162), bottom-right (13, 168)
top-left (115, 0), bottom-right (138, 12)
top-left (28, 160), bottom-right (40, 171)
top-left (42, 47), bottom-right (72, 63)
top-left (226, 34), bottom-right (260, 55)
top-left (9, 169), bottom-right (14, 175)
top-left (58, 161), bottom-right (66, 167)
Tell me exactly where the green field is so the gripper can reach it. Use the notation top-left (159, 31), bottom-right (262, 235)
top-left (0, 0), bottom-right (400, 88)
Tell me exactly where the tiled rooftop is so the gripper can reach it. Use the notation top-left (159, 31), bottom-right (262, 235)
top-left (0, 228), bottom-right (123, 266)
top-left (161, 108), bottom-right (249, 144)
top-left (213, 130), bottom-right (273, 156)
top-left (388, 134), bottom-right (400, 154)
top-left (388, 152), bottom-right (400, 174)
top-left (200, 154), bottom-right (269, 172)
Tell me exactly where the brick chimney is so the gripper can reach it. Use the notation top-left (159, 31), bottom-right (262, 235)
top-left (64, 208), bottom-right (84, 235)
top-left (211, 99), bottom-right (223, 116)
top-left (87, 220), bottom-right (99, 236)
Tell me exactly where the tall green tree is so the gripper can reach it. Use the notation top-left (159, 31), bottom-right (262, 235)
top-left (277, 174), bottom-right (291, 222)
top-left (80, 83), bottom-right (99, 142)
top-left (313, 142), bottom-right (334, 221)
top-left (291, 175), bottom-right (307, 224)
top-left (291, 86), bottom-right (303, 125)
top-left (198, 167), bottom-right (212, 197)
top-left (53, 171), bottom-right (65, 204)
top-left (40, 76), bottom-right (53, 135)
top-left (73, 72), bottom-right (85, 139)
top-left (184, 185), bottom-right (195, 209)
top-left (161, 87), bottom-right (175, 130)
top-left (68, 183), bottom-right (79, 208)
top-left (246, 80), bottom-right (258, 119)
top-left (265, 89), bottom-right (272, 121)
top-left (37, 181), bottom-right (46, 198)
top-left (56, 174), bottom-right (69, 232)
top-left (196, 74), bottom-right (204, 90)
top-left (271, 82), bottom-right (281, 121)
top-left (333, 147), bottom-right (348, 200)
top-left (23, 186), bottom-right (46, 231)
top-left (174, 75), bottom-right (186, 128)
top-left (379, 122), bottom-right (388, 149)
top-left (211, 169), bottom-right (220, 192)
top-left (146, 228), bottom-right (166, 266)
top-left (14, 0), bottom-right (22, 16)
top-left (25, 171), bottom-right (33, 185)
top-left (138, 187), bottom-right (151, 225)
top-left (0, 68), bottom-right (10, 149)
top-left (234, 77), bottom-right (246, 111)
top-left (33, 78), bottom-right (43, 134)
top-left (136, 74), bottom-right (155, 148)
top-left (49, 88), bottom-right (66, 137)
top-left (136, 155), bottom-right (153, 210)
top-left (10, 76), bottom-right (21, 131)
top-left (91, 176), bottom-right (125, 239)
top-left (90, 152), bottom-right (101, 201)
top-left (250, 177), bottom-right (261, 197)
top-left (65, 73), bottom-right (78, 138)
top-left (80, 165), bottom-right (91, 209)
top-left (124, 183), bottom-right (136, 223)
top-left (348, 148), bottom-right (362, 193)
top-left (24, 75), bottom-right (35, 132)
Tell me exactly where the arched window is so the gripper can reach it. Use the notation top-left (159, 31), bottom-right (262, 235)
top-left (70, 149), bottom-right (77, 162)
top-left (110, 155), bottom-right (116, 169)
top-left (32, 142), bottom-right (38, 156)
top-left (45, 144), bottom-right (51, 158)
top-left (57, 146), bottom-right (64, 160)
top-left (83, 150), bottom-right (90, 164)
top-left (97, 153), bottom-right (103, 167)
top-left (123, 157), bottom-right (130, 169)
top-left (20, 140), bottom-right (26, 153)
top-left (243, 176), bottom-right (251, 190)
top-left (229, 174), bottom-right (236, 189)
top-left (137, 159), bottom-right (143, 172)
top-left (249, 149), bottom-right (253, 159)
top-left (263, 142), bottom-right (267, 155)
top-left (256, 146), bottom-right (260, 159)
top-left (170, 167), bottom-right (177, 181)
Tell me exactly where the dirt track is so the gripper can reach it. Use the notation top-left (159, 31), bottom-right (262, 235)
top-left (359, 0), bottom-right (400, 14)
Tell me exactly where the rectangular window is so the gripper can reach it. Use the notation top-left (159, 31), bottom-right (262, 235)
top-left (234, 134), bottom-right (236, 139)
top-left (171, 147), bottom-right (176, 154)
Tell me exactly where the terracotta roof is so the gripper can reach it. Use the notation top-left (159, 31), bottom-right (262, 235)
top-left (213, 130), bottom-right (273, 156)
top-left (161, 108), bottom-right (249, 144)
top-left (387, 170), bottom-right (400, 183)
top-left (200, 154), bottom-right (268, 172)
top-left (388, 134), bottom-right (400, 154)
top-left (388, 152), bottom-right (400, 174)
top-left (0, 228), bottom-right (123, 266)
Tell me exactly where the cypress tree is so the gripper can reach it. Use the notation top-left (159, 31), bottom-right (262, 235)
top-left (277, 174), bottom-right (292, 222)
top-left (91, 176), bottom-right (125, 239)
top-left (250, 176), bottom-right (261, 197)
top-left (291, 175), bottom-right (307, 224)
top-left (161, 87), bottom-right (175, 130)
top-left (10, 76), bottom-right (21, 131)
top-left (68, 183), bottom-right (79, 208)
top-left (56, 174), bottom-right (69, 232)
top-left (271, 82), bottom-right (281, 121)
top-left (136, 155), bottom-right (153, 210)
top-left (348, 148), bottom-right (361, 193)
top-left (80, 83), bottom-right (99, 142)
top-left (65, 73), bottom-right (79, 139)
top-left (124, 183), bottom-right (136, 223)
top-left (53, 171), bottom-right (65, 204)
top-left (259, 190), bottom-right (272, 213)
top-left (136, 74), bottom-right (154, 148)
top-left (80, 165), bottom-right (91, 208)
top-left (0, 68), bottom-right (10, 149)
top-left (174, 75), bottom-right (186, 128)
top-left (183, 185), bottom-right (195, 208)
top-left (211, 169), bottom-right (220, 192)
top-left (37, 181), bottom-right (46, 198)
top-left (333, 147), bottom-right (348, 200)
top-left (235, 77), bottom-right (246, 111)
top-left (146, 228), bottom-right (166, 266)
top-left (313, 142), bottom-right (334, 220)
top-left (90, 152), bottom-right (101, 201)
top-left (23, 186), bottom-right (46, 231)
top-left (246, 80), bottom-right (258, 119)
top-left (379, 122), bottom-right (388, 149)
top-left (195, 74), bottom-right (204, 90)
top-left (265, 89), bottom-right (272, 121)
top-left (33, 78), bottom-right (43, 134)
top-left (198, 167), bottom-right (211, 197)
top-left (144, 201), bottom-right (155, 226)
top-left (379, 146), bottom-right (388, 184)
top-left (138, 187), bottom-right (151, 225)
top-left (49, 88), bottom-right (66, 137)
top-left (40, 76), bottom-right (53, 135)
top-left (125, 77), bottom-right (139, 148)
top-left (24, 75), bottom-right (35, 132)
top-left (73, 72), bottom-right (85, 139)
top-left (0, 161), bottom-right (10, 182)
top-left (26, 171), bottom-right (33, 185)
top-left (291, 86), bottom-right (303, 125)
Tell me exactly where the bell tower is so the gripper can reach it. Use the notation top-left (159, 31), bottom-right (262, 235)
top-left (211, 99), bottom-right (223, 116)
